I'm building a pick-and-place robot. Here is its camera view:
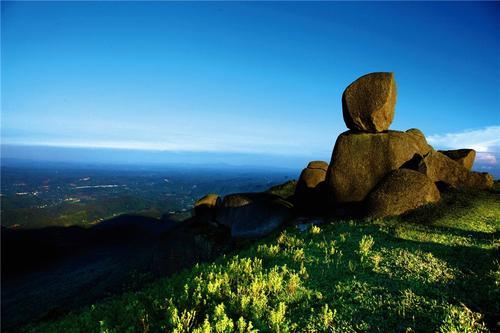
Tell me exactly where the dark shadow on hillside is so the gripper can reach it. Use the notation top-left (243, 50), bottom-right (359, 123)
top-left (1, 214), bottom-right (235, 331)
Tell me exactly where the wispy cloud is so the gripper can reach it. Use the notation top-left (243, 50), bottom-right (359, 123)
top-left (476, 152), bottom-right (497, 165)
top-left (427, 126), bottom-right (500, 153)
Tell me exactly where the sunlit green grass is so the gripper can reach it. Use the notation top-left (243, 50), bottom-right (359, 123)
top-left (21, 186), bottom-right (499, 332)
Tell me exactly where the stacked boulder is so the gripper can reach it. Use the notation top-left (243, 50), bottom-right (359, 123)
top-left (193, 71), bottom-right (495, 238)
top-left (320, 72), bottom-right (493, 217)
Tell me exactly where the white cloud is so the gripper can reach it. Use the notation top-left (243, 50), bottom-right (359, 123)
top-left (427, 126), bottom-right (500, 153)
top-left (476, 152), bottom-right (497, 165)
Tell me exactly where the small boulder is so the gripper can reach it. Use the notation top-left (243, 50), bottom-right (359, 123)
top-left (366, 169), bottom-right (440, 218)
top-left (297, 161), bottom-right (328, 190)
top-left (415, 150), bottom-right (493, 189)
top-left (216, 193), bottom-right (294, 238)
top-left (194, 193), bottom-right (221, 209)
top-left (306, 161), bottom-right (329, 170)
top-left (193, 194), bottom-right (221, 223)
top-left (295, 161), bottom-right (328, 213)
top-left (342, 72), bottom-right (397, 132)
top-left (326, 129), bottom-right (432, 203)
top-left (438, 149), bottom-right (476, 170)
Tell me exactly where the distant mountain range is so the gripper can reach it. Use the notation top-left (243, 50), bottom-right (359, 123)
top-left (2, 144), bottom-right (498, 178)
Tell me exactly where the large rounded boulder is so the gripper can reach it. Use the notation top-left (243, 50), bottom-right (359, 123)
top-left (366, 169), bottom-right (440, 218)
top-left (326, 129), bottom-right (432, 203)
top-left (216, 193), bottom-right (294, 238)
top-left (342, 72), bottom-right (397, 133)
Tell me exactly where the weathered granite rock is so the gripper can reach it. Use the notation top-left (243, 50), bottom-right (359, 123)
top-left (307, 161), bottom-right (329, 170)
top-left (216, 193), bottom-right (294, 238)
top-left (415, 150), bottom-right (493, 189)
top-left (366, 169), bottom-right (440, 218)
top-left (342, 72), bottom-right (397, 132)
top-left (326, 129), bottom-right (432, 203)
top-left (438, 149), bottom-right (476, 170)
top-left (296, 161), bottom-right (328, 191)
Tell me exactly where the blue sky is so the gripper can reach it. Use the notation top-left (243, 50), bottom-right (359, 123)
top-left (1, 1), bottom-right (499, 166)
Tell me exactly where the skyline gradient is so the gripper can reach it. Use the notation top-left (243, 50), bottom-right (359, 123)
top-left (2, 1), bottom-right (499, 167)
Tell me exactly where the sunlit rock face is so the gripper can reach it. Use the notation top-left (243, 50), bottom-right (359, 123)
top-left (325, 129), bottom-right (432, 203)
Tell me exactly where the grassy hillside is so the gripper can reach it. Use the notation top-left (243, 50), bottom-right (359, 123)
top-left (19, 185), bottom-right (499, 333)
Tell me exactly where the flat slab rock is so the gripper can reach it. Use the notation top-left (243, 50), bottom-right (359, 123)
top-left (216, 193), bottom-right (294, 238)
top-left (342, 72), bottom-right (397, 133)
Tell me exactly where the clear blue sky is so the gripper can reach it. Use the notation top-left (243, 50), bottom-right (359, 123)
top-left (1, 1), bottom-right (499, 166)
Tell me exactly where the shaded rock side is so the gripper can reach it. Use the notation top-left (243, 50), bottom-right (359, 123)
top-left (216, 193), bottom-right (294, 238)
top-left (266, 180), bottom-right (297, 200)
top-left (438, 149), bottom-right (476, 170)
top-left (415, 150), bottom-right (493, 189)
top-left (193, 194), bottom-right (221, 223)
top-left (294, 161), bottom-right (328, 213)
top-left (342, 72), bottom-right (397, 132)
top-left (366, 169), bottom-right (440, 218)
top-left (326, 129), bottom-right (432, 203)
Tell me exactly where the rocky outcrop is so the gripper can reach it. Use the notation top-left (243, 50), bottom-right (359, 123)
top-left (414, 150), bottom-right (493, 189)
top-left (192, 71), bottom-right (495, 230)
top-left (438, 149), bottom-right (476, 170)
top-left (366, 169), bottom-right (440, 218)
top-left (326, 129), bottom-right (432, 203)
top-left (216, 193), bottom-right (294, 238)
top-left (342, 72), bottom-right (397, 133)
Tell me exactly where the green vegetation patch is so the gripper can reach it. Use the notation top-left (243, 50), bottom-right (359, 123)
top-left (21, 186), bottom-right (500, 332)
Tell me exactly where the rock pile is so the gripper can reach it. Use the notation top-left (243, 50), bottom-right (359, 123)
top-left (319, 72), bottom-right (492, 217)
top-left (193, 71), bottom-right (494, 238)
